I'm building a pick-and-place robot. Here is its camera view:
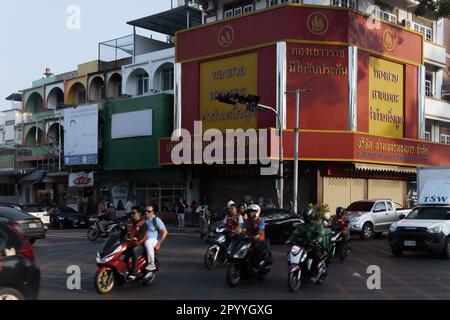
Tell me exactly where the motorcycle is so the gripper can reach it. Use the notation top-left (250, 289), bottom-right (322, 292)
top-left (87, 219), bottom-right (121, 241)
top-left (204, 226), bottom-right (228, 269)
top-left (94, 231), bottom-right (159, 294)
top-left (330, 226), bottom-right (351, 260)
top-left (287, 239), bottom-right (330, 292)
top-left (226, 233), bottom-right (273, 287)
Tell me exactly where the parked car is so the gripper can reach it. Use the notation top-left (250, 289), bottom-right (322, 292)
top-left (0, 218), bottom-right (40, 300)
top-left (389, 167), bottom-right (450, 258)
top-left (0, 202), bottom-right (50, 228)
top-left (0, 207), bottom-right (46, 244)
top-left (345, 199), bottom-right (412, 240)
top-left (53, 207), bottom-right (89, 229)
top-left (208, 208), bottom-right (302, 244)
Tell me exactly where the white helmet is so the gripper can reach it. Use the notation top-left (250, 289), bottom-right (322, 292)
top-left (247, 204), bottom-right (261, 217)
top-left (227, 200), bottom-right (236, 208)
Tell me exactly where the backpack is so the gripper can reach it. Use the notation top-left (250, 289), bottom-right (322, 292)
top-left (151, 216), bottom-right (161, 233)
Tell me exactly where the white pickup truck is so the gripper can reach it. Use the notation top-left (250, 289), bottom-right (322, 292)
top-left (388, 167), bottom-right (450, 258)
top-left (345, 199), bottom-right (412, 240)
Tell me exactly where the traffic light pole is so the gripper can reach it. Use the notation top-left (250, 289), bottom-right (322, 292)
top-left (257, 104), bottom-right (283, 209)
top-left (285, 89), bottom-right (311, 214)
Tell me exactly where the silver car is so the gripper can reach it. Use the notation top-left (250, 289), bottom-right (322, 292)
top-left (345, 199), bottom-right (412, 240)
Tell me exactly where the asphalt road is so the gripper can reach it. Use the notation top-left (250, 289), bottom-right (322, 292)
top-left (33, 229), bottom-right (450, 300)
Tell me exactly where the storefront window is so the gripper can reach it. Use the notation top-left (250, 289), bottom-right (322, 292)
top-left (134, 183), bottom-right (186, 213)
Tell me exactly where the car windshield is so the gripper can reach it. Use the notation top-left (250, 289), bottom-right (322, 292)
top-left (260, 209), bottom-right (290, 220)
top-left (22, 205), bottom-right (44, 212)
top-left (406, 207), bottom-right (450, 220)
top-left (346, 202), bottom-right (374, 212)
top-left (0, 208), bottom-right (35, 220)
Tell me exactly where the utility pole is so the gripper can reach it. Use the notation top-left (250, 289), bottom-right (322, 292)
top-left (286, 89), bottom-right (311, 214)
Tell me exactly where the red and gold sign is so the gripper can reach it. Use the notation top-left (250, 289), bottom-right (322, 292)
top-left (307, 12), bottom-right (329, 35)
top-left (218, 26), bottom-right (234, 48)
top-left (382, 30), bottom-right (395, 51)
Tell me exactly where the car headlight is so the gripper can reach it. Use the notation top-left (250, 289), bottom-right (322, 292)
top-left (350, 216), bottom-right (360, 222)
top-left (428, 226), bottom-right (443, 234)
top-left (389, 224), bottom-right (397, 232)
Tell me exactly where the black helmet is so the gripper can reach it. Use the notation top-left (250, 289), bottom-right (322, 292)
top-left (336, 207), bottom-right (345, 217)
top-left (302, 208), bottom-right (315, 223)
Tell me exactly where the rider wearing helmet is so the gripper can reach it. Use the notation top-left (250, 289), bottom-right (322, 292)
top-left (289, 207), bottom-right (326, 281)
top-left (330, 207), bottom-right (350, 241)
top-left (241, 204), bottom-right (267, 271)
top-left (223, 204), bottom-right (243, 235)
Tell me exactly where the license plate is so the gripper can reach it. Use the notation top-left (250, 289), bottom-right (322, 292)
top-left (404, 240), bottom-right (416, 247)
top-left (29, 223), bottom-right (37, 229)
top-left (79, 221), bottom-right (86, 225)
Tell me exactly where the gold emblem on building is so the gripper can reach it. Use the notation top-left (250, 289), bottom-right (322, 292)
top-left (307, 12), bottom-right (329, 35)
top-left (218, 26), bottom-right (234, 48)
top-left (383, 30), bottom-right (395, 51)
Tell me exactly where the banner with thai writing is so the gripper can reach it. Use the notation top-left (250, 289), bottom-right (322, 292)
top-left (369, 57), bottom-right (404, 138)
top-left (200, 52), bottom-right (257, 132)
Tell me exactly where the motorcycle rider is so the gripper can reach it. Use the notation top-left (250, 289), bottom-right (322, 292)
top-left (223, 204), bottom-right (243, 236)
top-left (288, 208), bottom-right (325, 282)
top-left (330, 207), bottom-right (350, 241)
top-left (241, 204), bottom-right (267, 271)
top-left (98, 202), bottom-right (116, 233)
top-left (124, 206), bottom-right (148, 280)
top-left (144, 205), bottom-right (168, 271)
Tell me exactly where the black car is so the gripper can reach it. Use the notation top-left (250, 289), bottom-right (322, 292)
top-left (208, 208), bottom-right (302, 244)
top-left (53, 207), bottom-right (89, 229)
top-left (0, 207), bottom-right (46, 244)
top-left (0, 218), bottom-right (40, 300)
top-left (260, 208), bottom-right (303, 243)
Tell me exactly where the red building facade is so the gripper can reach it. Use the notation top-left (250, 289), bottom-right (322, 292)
top-left (160, 4), bottom-right (450, 211)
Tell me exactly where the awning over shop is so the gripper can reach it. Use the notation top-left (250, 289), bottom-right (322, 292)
top-left (127, 5), bottom-right (202, 36)
top-left (354, 163), bottom-right (416, 174)
top-left (20, 170), bottom-right (45, 183)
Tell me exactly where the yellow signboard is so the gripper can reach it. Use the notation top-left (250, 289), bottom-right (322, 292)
top-left (369, 57), bottom-right (404, 138)
top-left (200, 53), bottom-right (258, 132)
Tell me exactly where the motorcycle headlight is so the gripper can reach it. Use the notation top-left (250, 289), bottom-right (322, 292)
top-left (233, 243), bottom-right (251, 258)
top-left (216, 228), bottom-right (226, 233)
top-left (217, 235), bottom-right (226, 243)
top-left (300, 251), bottom-right (308, 263)
top-left (428, 226), bottom-right (443, 234)
top-left (389, 224), bottom-right (397, 232)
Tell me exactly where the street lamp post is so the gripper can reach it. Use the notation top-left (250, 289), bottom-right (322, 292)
top-left (253, 103), bottom-right (284, 209)
top-left (285, 89), bottom-right (311, 214)
top-left (214, 94), bottom-right (284, 209)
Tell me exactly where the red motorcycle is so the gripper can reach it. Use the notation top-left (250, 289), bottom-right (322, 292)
top-left (94, 232), bottom-right (159, 294)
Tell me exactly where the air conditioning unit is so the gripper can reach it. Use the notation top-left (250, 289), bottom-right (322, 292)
top-left (402, 19), bottom-right (412, 29)
top-left (200, 0), bottom-right (216, 13)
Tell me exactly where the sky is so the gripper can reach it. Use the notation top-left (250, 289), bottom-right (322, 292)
top-left (0, 0), bottom-right (173, 110)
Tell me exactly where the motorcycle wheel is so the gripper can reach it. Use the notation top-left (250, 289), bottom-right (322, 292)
top-left (204, 247), bottom-right (220, 270)
top-left (288, 271), bottom-right (302, 292)
top-left (87, 228), bottom-right (98, 241)
top-left (95, 269), bottom-right (115, 294)
top-left (226, 264), bottom-right (241, 287)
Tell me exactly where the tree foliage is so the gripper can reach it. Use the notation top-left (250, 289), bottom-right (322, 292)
top-left (415, 0), bottom-right (450, 19)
